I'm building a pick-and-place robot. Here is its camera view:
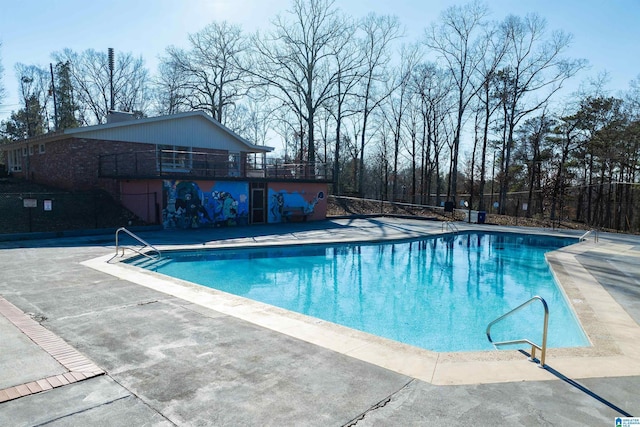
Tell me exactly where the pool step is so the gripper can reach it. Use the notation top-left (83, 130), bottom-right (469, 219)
top-left (131, 257), bottom-right (172, 270)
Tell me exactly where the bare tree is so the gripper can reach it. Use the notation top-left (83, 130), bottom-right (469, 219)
top-left (53, 49), bottom-right (150, 125)
top-left (411, 63), bottom-right (454, 206)
top-left (272, 106), bottom-right (306, 161)
top-left (152, 55), bottom-right (191, 115)
top-left (403, 85), bottom-right (422, 203)
top-left (425, 0), bottom-right (488, 204)
top-left (225, 95), bottom-right (273, 146)
top-left (373, 118), bottom-right (393, 200)
top-left (496, 13), bottom-right (586, 214)
top-left (327, 17), bottom-right (363, 194)
top-left (549, 108), bottom-right (581, 222)
top-left (474, 22), bottom-right (507, 211)
top-left (512, 112), bottom-right (553, 217)
top-left (382, 45), bottom-right (421, 201)
top-left (355, 13), bottom-right (402, 195)
top-left (249, 0), bottom-right (349, 169)
top-left (160, 21), bottom-right (249, 125)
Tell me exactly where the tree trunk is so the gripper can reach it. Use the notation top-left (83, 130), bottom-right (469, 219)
top-left (334, 109), bottom-right (342, 195)
top-left (478, 89), bottom-right (490, 211)
top-left (358, 108), bottom-right (369, 197)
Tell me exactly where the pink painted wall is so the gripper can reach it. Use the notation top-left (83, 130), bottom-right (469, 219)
top-left (267, 182), bottom-right (328, 223)
top-left (119, 180), bottom-right (163, 224)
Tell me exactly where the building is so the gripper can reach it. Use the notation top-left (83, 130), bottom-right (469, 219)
top-left (0, 111), bottom-right (329, 229)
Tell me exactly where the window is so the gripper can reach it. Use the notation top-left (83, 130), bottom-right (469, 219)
top-left (22, 147), bottom-right (28, 156)
top-left (228, 152), bottom-right (240, 177)
top-left (39, 144), bottom-right (45, 154)
top-left (9, 149), bottom-right (22, 172)
top-left (157, 145), bottom-right (192, 171)
top-left (29, 146), bottom-right (34, 155)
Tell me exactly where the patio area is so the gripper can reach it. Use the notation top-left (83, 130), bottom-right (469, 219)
top-left (0, 218), bottom-right (638, 425)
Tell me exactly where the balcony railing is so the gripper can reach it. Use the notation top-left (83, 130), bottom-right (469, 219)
top-left (98, 150), bottom-right (331, 181)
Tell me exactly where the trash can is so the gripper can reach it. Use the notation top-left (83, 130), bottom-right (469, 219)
top-left (444, 201), bottom-right (454, 213)
top-left (478, 211), bottom-right (486, 224)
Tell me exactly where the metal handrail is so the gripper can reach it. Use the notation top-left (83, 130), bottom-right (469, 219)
top-left (442, 221), bottom-right (459, 233)
top-left (97, 150), bottom-right (332, 181)
top-left (579, 229), bottom-right (598, 243)
top-left (486, 296), bottom-right (549, 367)
top-left (115, 227), bottom-right (161, 260)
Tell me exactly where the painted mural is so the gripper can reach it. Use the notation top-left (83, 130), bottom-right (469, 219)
top-left (163, 180), bottom-right (249, 229)
top-left (268, 183), bottom-right (326, 223)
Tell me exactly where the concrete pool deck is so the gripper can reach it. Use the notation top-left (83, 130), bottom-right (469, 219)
top-left (0, 217), bottom-right (639, 425)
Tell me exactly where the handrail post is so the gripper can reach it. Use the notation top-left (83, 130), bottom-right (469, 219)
top-left (539, 299), bottom-right (549, 366)
top-left (486, 296), bottom-right (549, 368)
top-left (114, 227), bottom-right (161, 260)
top-left (441, 221), bottom-right (458, 234)
top-left (579, 229), bottom-right (598, 243)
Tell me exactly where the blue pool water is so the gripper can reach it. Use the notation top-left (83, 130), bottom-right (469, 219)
top-left (132, 232), bottom-right (589, 352)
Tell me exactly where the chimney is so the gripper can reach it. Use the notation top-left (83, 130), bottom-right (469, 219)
top-left (107, 111), bottom-right (136, 124)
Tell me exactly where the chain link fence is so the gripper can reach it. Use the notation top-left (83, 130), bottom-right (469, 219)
top-left (0, 190), bottom-right (144, 234)
top-left (471, 184), bottom-right (640, 233)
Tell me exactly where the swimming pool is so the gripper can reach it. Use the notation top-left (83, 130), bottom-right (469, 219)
top-left (130, 232), bottom-right (589, 352)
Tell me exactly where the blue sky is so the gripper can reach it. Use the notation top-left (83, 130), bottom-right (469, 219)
top-left (1, 0), bottom-right (639, 120)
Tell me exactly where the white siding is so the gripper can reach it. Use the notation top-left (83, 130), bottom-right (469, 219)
top-left (68, 113), bottom-right (269, 153)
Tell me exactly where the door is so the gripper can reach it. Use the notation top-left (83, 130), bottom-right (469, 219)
top-left (251, 185), bottom-right (265, 224)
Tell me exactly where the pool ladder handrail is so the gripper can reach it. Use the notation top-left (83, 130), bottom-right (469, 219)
top-left (486, 295), bottom-right (549, 368)
top-left (115, 227), bottom-right (161, 260)
top-left (442, 221), bottom-right (459, 233)
top-left (579, 229), bottom-right (598, 243)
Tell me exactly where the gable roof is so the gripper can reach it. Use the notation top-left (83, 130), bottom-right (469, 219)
top-left (67, 111), bottom-right (273, 153)
top-left (2, 111), bottom-right (273, 153)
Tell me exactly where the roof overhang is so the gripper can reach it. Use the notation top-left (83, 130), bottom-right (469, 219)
top-left (1, 111), bottom-right (274, 154)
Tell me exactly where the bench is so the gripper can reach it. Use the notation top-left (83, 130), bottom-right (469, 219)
top-left (282, 207), bottom-right (308, 222)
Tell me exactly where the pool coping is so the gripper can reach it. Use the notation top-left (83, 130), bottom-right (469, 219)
top-left (82, 223), bottom-right (640, 385)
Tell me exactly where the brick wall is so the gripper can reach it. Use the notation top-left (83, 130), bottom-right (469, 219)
top-left (20, 137), bottom-right (154, 192)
